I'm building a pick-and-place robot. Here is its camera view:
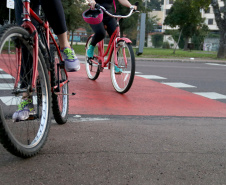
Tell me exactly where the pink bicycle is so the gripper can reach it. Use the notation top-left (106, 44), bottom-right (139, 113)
top-left (0, 0), bottom-right (70, 157)
top-left (85, 4), bottom-right (139, 94)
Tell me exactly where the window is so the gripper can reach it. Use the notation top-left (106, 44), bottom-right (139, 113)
top-left (166, 0), bottom-right (174, 4)
top-left (208, 19), bottom-right (213, 25)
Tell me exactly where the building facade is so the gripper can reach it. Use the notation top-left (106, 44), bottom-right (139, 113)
top-left (162, 0), bottom-right (224, 31)
top-left (161, 0), bottom-right (223, 51)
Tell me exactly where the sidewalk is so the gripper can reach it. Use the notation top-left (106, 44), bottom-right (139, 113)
top-left (77, 55), bottom-right (226, 64)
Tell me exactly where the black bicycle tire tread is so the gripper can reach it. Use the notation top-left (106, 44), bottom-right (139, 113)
top-left (111, 41), bottom-right (135, 94)
top-left (85, 37), bottom-right (100, 80)
top-left (50, 45), bottom-right (69, 124)
top-left (0, 25), bottom-right (51, 158)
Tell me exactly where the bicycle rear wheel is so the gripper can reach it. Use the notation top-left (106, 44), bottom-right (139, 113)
top-left (50, 45), bottom-right (69, 124)
top-left (85, 36), bottom-right (100, 80)
top-left (110, 41), bottom-right (135, 94)
top-left (0, 25), bottom-right (51, 158)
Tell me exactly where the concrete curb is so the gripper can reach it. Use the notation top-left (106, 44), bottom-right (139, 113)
top-left (77, 55), bottom-right (226, 64)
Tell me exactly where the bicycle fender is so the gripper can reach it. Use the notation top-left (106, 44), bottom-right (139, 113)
top-left (116, 38), bottom-right (132, 43)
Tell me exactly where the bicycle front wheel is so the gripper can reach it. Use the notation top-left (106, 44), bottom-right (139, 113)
top-left (0, 25), bottom-right (51, 158)
top-left (50, 45), bottom-right (69, 124)
top-left (110, 41), bottom-right (135, 94)
top-left (85, 36), bottom-right (100, 80)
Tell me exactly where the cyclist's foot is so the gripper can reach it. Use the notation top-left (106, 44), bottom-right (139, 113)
top-left (12, 97), bottom-right (35, 122)
top-left (61, 47), bottom-right (80, 72)
top-left (114, 65), bottom-right (122, 74)
top-left (87, 45), bottom-right (95, 58)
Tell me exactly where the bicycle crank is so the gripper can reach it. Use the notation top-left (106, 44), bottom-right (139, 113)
top-left (54, 92), bottom-right (76, 96)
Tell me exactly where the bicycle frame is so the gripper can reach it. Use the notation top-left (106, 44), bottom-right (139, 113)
top-left (19, 0), bottom-right (68, 91)
top-left (86, 8), bottom-right (133, 70)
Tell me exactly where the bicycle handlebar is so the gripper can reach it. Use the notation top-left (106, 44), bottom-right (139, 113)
top-left (95, 4), bottom-right (139, 19)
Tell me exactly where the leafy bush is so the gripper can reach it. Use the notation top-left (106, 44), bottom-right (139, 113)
top-left (151, 34), bottom-right (163, 48)
top-left (162, 42), bottom-right (170, 49)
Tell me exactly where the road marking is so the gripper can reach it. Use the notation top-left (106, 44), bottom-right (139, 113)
top-left (79, 117), bottom-right (110, 122)
top-left (0, 83), bottom-right (15, 90)
top-left (193, 92), bottom-right (226, 100)
top-left (137, 75), bottom-right (167, 79)
top-left (205, 63), bottom-right (226, 67)
top-left (162, 82), bottom-right (196, 88)
top-left (0, 74), bottom-right (14, 79)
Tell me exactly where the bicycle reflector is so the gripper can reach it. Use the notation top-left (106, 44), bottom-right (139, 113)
top-left (82, 8), bottom-right (103, 25)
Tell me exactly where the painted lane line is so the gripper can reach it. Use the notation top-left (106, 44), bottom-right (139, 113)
top-left (79, 117), bottom-right (110, 122)
top-left (0, 74), bottom-right (14, 79)
top-left (205, 63), bottom-right (226, 67)
top-left (0, 83), bottom-right (15, 90)
top-left (193, 92), bottom-right (226, 100)
top-left (137, 75), bottom-right (167, 80)
top-left (162, 82), bottom-right (196, 88)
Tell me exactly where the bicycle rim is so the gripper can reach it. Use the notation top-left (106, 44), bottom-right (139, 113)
top-left (50, 45), bottom-right (69, 124)
top-left (0, 25), bottom-right (51, 158)
top-left (111, 41), bottom-right (135, 94)
top-left (85, 37), bottom-right (100, 80)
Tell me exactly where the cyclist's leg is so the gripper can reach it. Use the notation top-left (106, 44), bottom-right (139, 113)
top-left (88, 23), bottom-right (106, 58)
top-left (104, 16), bottom-right (117, 38)
top-left (104, 17), bottom-right (122, 73)
top-left (40, 0), bottom-right (80, 71)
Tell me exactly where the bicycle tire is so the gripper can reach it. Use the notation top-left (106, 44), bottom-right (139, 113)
top-left (50, 45), bottom-right (69, 124)
top-left (110, 41), bottom-right (135, 94)
top-left (0, 25), bottom-right (51, 158)
top-left (85, 36), bottom-right (100, 80)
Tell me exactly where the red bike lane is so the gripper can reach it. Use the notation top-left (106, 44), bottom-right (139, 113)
top-left (68, 64), bottom-right (226, 117)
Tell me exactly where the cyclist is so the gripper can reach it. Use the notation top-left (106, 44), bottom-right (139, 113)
top-left (15, 0), bottom-right (80, 72)
top-left (13, 0), bottom-right (80, 121)
top-left (86, 0), bottom-right (137, 73)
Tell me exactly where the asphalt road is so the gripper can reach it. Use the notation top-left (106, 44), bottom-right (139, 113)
top-left (136, 60), bottom-right (226, 103)
top-left (1, 58), bottom-right (226, 184)
top-left (1, 115), bottom-right (226, 184)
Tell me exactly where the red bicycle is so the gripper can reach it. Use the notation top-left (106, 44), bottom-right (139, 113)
top-left (85, 4), bottom-right (139, 94)
top-left (0, 0), bottom-right (71, 157)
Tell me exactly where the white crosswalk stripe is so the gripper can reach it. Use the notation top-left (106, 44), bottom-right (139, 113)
top-left (162, 82), bottom-right (196, 88)
top-left (193, 92), bottom-right (226, 100)
top-left (137, 75), bottom-right (167, 79)
top-left (0, 83), bottom-right (15, 90)
top-left (0, 74), bottom-right (14, 79)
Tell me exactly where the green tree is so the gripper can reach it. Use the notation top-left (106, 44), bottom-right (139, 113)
top-left (115, 0), bottom-right (144, 37)
top-left (210, 0), bottom-right (226, 58)
top-left (179, 0), bottom-right (226, 58)
top-left (164, 0), bottom-right (205, 51)
top-left (62, 0), bottom-right (86, 46)
top-left (145, 15), bottom-right (159, 46)
top-left (147, 0), bottom-right (164, 11)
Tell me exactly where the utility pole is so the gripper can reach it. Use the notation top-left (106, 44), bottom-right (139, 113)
top-left (6, 0), bottom-right (14, 53)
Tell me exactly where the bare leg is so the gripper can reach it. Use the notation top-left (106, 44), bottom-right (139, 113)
top-left (57, 32), bottom-right (71, 49)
